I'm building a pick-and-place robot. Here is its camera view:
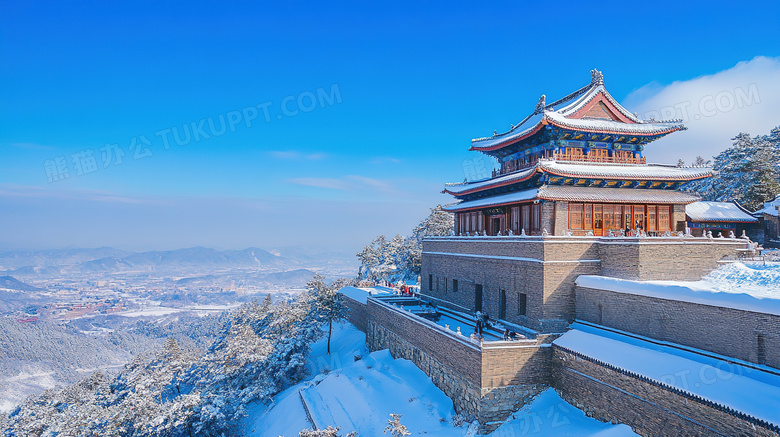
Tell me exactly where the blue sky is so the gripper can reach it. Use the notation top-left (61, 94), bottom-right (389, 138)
top-left (2, 1), bottom-right (779, 252)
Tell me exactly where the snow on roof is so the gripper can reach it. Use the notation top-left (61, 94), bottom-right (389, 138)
top-left (443, 188), bottom-right (539, 212)
top-left (540, 161), bottom-right (712, 181)
top-left (443, 165), bottom-right (537, 195)
top-left (470, 72), bottom-right (684, 151)
top-left (338, 286), bottom-right (393, 304)
top-left (544, 110), bottom-right (682, 136)
top-left (554, 323), bottom-right (780, 427)
top-left (468, 112), bottom-right (545, 150)
top-left (444, 185), bottom-right (700, 211)
top-left (444, 161), bottom-right (710, 197)
top-left (575, 274), bottom-right (780, 316)
top-left (754, 195), bottom-right (780, 217)
top-left (686, 201), bottom-right (758, 223)
top-left (538, 186), bottom-right (700, 204)
top-left (555, 83), bottom-right (640, 121)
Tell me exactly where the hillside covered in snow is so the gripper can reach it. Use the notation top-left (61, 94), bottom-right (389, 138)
top-left (244, 322), bottom-right (636, 436)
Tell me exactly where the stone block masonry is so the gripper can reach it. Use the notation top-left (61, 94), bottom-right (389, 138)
top-left (365, 297), bottom-right (551, 432)
top-left (552, 346), bottom-right (780, 436)
top-left (576, 285), bottom-right (780, 369)
top-left (422, 236), bottom-right (745, 333)
top-left (341, 294), bottom-right (368, 332)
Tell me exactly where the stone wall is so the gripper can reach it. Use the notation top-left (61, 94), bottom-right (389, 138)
top-left (422, 237), bottom-right (743, 332)
top-left (673, 204), bottom-right (687, 232)
top-left (365, 297), bottom-right (551, 431)
top-left (552, 346), bottom-right (780, 436)
top-left (341, 294), bottom-right (368, 332)
top-left (576, 285), bottom-right (780, 369)
top-left (553, 202), bottom-right (569, 236)
top-left (598, 239), bottom-right (744, 281)
top-left (541, 200), bottom-right (556, 234)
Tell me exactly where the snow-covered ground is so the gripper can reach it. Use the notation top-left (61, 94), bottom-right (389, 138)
top-left (489, 388), bottom-right (636, 437)
top-left (698, 261), bottom-right (780, 297)
top-left (555, 323), bottom-right (780, 427)
top-left (0, 365), bottom-right (57, 414)
top-left (243, 321), bottom-right (636, 436)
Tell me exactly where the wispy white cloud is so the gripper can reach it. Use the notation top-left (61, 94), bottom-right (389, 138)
top-left (369, 157), bottom-right (402, 165)
top-left (287, 177), bottom-right (349, 190)
top-left (623, 56), bottom-right (780, 164)
top-left (269, 150), bottom-right (328, 160)
top-left (287, 175), bottom-right (398, 194)
top-left (0, 184), bottom-right (149, 204)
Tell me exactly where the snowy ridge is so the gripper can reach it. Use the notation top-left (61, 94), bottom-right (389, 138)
top-left (553, 324), bottom-right (780, 430)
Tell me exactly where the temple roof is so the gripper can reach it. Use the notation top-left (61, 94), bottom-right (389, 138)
top-left (443, 186), bottom-right (701, 212)
top-left (686, 201), bottom-right (758, 223)
top-left (540, 161), bottom-right (713, 181)
top-left (443, 161), bottom-right (712, 196)
top-left (470, 70), bottom-right (685, 153)
top-left (753, 195), bottom-right (780, 217)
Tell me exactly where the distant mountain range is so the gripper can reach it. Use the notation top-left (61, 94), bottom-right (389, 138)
top-left (0, 275), bottom-right (42, 292)
top-left (0, 246), bottom-right (355, 277)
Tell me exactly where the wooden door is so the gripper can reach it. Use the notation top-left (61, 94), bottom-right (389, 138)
top-left (594, 205), bottom-right (604, 236)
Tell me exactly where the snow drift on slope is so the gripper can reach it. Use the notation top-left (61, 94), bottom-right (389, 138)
top-left (244, 321), bottom-right (637, 436)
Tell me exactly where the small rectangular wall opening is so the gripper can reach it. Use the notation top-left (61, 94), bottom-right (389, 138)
top-left (758, 334), bottom-right (767, 365)
top-left (518, 293), bottom-right (527, 316)
top-left (453, 279), bottom-right (458, 293)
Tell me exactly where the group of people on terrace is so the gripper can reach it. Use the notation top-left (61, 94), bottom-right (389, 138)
top-left (470, 310), bottom-right (526, 343)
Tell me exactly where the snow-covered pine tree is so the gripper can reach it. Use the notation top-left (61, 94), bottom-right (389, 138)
top-left (356, 205), bottom-right (454, 283)
top-left (683, 127), bottom-right (780, 211)
top-left (384, 413), bottom-right (411, 437)
top-left (4, 291), bottom-right (334, 437)
top-left (298, 425), bottom-right (343, 436)
top-left (307, 274), bottom-right (348, 354)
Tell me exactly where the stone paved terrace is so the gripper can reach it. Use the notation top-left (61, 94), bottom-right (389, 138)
top-left (364, 294), bottom-right (555, 432)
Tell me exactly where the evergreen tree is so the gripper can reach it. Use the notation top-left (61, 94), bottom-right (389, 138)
top-left (683, 126), bottom-right (780, 211)
top-left (307, 274), bottom-right (348, 354)
top-left (356, 205), bottom-right (454, 283)
top-left (384, 413), bottom-right (411, 437)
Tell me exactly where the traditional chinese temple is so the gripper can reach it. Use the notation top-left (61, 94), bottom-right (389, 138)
top-left (444, 70), bottom-right (713, 236)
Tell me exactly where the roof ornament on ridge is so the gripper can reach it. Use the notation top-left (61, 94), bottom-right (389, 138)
top-left (534, 94), bottom-right (546, 114)
top-left (590, 69), bottom-right (604, 86)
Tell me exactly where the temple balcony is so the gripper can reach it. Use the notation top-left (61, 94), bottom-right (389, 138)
top-left (494, 153), bottom-right (646, 177)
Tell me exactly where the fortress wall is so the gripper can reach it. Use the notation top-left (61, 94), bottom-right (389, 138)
top-left (421, 251), bottom-right (548, 331)
top-left (541, 262), bottom-right (601, 331)
top-left (421, 239), bottom-right (600, 332)
top-left (598, 239), bottom-right (745, 281)
top-left (341, 294), bottom-right (368, 332)
top-left (365, 298), bottom-right (482, 385)
top-left (552, 347), bottom-right (779, 437)
top-left (365, 298), bottom-right (553, 431)
top-left (481, 342), bottom-right (552, 388)
top-left (576, 285), bottom-right (780, 369)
